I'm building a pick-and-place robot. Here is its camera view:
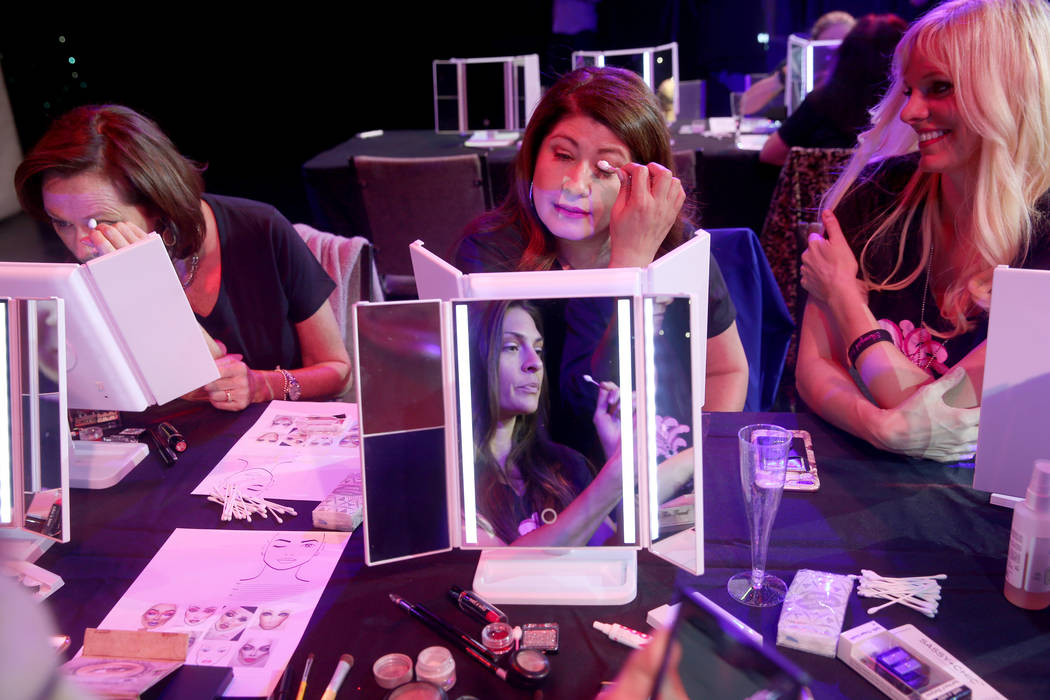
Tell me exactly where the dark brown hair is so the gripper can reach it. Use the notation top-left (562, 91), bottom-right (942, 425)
top-left (15, 104), bottom-right (205, 259)
top-left (812, 14), bottom-right (907, 137)
top-left (465, 66), bottom-right (690, 270)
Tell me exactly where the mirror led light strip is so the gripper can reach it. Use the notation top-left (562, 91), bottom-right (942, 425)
top-left (0, 304), bottom-right (10, 524)
top-left (455, 304), bottom-right (480, 544)
top-left (617, 298), bottom-right (637, 544)
top-left (643, 298), bottom-right (659, 539)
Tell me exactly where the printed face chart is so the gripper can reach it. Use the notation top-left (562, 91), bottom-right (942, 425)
top-left (192, 400), bottom-right (361, 501)
top-left (93, 528), bottom-right (349, 698)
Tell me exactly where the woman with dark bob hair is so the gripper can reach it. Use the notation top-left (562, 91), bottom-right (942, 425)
top-left (468, 299), bottom-right (623, 546)
top-left (455, 67), bottom-right (748, 415)
top-left (15, 105), bottom-right (351, 409)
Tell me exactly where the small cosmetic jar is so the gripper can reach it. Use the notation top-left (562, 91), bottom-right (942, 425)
top-left (481, 621), bottom-right (514, 656)
top-left (373, 652), bottom-right (414, 689)
top-left (508, 648), bottom-right (551, 689)
top-left (385, 680), bottom-right (448, 700)
top-left (415, 646), bottom-right (456, 691)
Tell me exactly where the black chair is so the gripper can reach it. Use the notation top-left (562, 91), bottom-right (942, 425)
top-left (351, 154), bottom-right (488, 298)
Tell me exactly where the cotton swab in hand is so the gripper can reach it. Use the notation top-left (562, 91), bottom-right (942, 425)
top-left (596, 160), bottom-right (618, 174)
top-left (583, 374), bottom-right (601, 387)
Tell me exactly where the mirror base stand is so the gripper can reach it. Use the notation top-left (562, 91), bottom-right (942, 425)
top-left (0, 529), bottom-right (56, 563)
top-left (472, 547), bottom-right (637, 605)
top-left (69, 439), bottom-right (149, 489)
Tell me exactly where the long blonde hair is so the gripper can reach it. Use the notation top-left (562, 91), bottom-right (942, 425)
top-left (821, 0), bottom-right (1050, 336)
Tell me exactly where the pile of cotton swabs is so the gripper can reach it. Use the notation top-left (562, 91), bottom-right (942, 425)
top-left (855, 569), bottom-right (945, 618)
top-left (208, 483), bottom-right (297, 523)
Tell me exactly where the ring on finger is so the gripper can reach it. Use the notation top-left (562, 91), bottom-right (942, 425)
top-left (225, 389), bottom-right (232, 402)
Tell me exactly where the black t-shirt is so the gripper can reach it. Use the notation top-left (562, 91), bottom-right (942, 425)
top-left (777, 88), bottom-right (863, 150)
top-left (198, 194), bottom-right (335, 371)
top-left (834, 154), bottom-right (1050, 371)
top-left (453, 226), bottom-right (736, 338)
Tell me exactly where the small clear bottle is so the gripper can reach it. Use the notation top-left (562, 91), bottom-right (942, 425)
top-left (1004, 459), bottom-right (1050, 610)
top-left (415, 646), bottom-right (456, 691)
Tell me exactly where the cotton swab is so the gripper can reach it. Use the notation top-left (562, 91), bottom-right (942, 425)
top-left (855, 570), bottom-right (945, 618)
top-left (207, 483), bottom-right (297, 523)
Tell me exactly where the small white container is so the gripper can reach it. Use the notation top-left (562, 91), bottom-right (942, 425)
top-left (373, 652), bottom-right (414, 689)
top-left (415, 646), bottom-right (456, 691)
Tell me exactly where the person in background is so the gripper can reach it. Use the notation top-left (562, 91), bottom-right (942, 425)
top-left (455, 66), bottom-right (748, 419)
top-left (15, 105), bottom-right (351, 410)
top-left (760, 13), bottom-right (907, 166)
top-left (740, 10), bottom-right (857, 119)
top-left (796, 0), bottom-right (1050, 461)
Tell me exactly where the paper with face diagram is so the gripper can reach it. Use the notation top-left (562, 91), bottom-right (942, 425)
top-left (91, 528), bottom-right (348, 698)
top-left (192, 400), bottom-right (360, 501)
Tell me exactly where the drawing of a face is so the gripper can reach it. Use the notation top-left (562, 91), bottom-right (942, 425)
top-left (213, 606), bottom-right (253, 633)
top-left (73, 660), bottom-right (148, 679)
top-left (236, 637), bottom-right (273, 667)
top-left (225, 467), bottom-right (274, 496)
top-left (257, 608), bottom-right (291, 631)
top-left (141, 603), bottom-right (176, 630)
top-left (196, 641), bottom-right (234, 666)
top-left (262, 535), bottom-right (322, 571)
top-left (184, 603), bottom-right (219, 626)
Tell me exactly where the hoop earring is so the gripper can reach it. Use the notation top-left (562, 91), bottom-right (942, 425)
top-left (159, 222), bottom-right (176, 249)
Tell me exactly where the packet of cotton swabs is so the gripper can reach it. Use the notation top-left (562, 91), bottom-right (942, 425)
top-left (777, 569), bottom-right (855, 657)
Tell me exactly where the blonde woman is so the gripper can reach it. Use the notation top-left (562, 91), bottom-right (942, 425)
top-left (797, 0), bottom-right (1050, 461)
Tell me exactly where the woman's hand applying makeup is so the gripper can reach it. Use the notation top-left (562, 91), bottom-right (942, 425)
top-left (604, 161), bottom-right (685, 268)
top-left (87, 219), bottom-right (152, 257)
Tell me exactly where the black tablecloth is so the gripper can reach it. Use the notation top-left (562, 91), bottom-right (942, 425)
top-left (300, 127), bottom-right (780, 243)
top-left (35, 405), bottom-right (1049, 699)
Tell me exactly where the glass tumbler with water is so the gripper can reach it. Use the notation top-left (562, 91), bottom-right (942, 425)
top-left (729, 91), bottom-right (745, 141)
top-left (728, 424), bottom-right (792, 607)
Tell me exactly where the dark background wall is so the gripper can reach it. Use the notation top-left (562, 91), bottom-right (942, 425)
top-left (0, 1), bottom-right (930, 226)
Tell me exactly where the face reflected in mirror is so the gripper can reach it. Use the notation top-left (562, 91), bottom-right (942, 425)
top-left (497, 306), bottom-right (545, 420)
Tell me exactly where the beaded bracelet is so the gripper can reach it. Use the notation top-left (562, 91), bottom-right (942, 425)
top-left (847, 329), bottom-right (894, 368)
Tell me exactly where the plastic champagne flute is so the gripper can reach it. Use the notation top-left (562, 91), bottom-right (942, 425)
top-left (728, 424), bottom-right (792, 607)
